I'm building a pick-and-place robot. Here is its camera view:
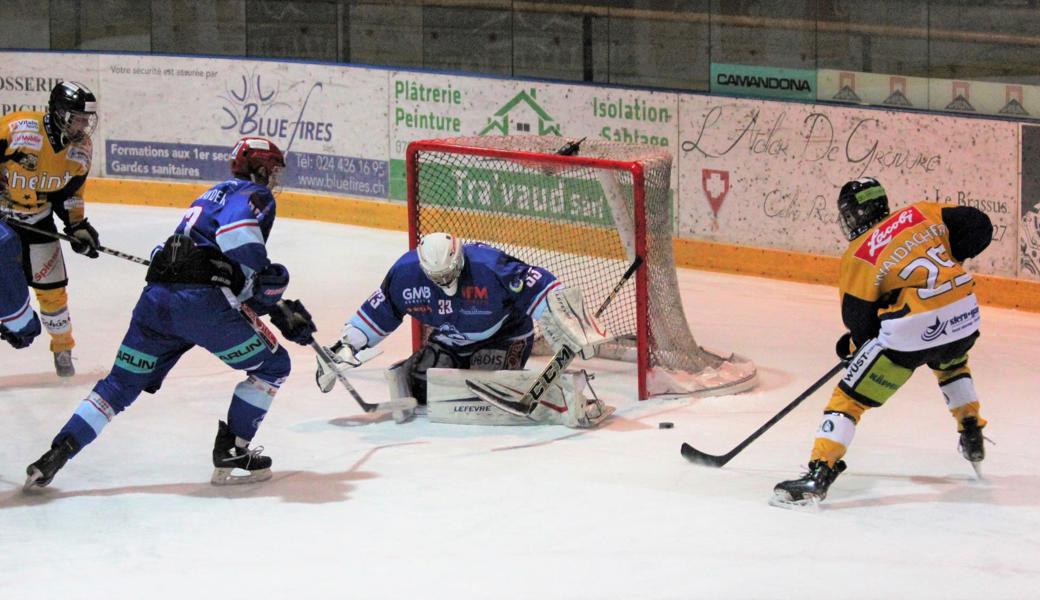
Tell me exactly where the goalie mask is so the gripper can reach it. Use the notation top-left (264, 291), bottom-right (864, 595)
top-left (48, 81), bottom-right (98, 144)
top-left (417, 232), bottom-right (465, 295)
top-left (230, 137), bottom-right (286, 190)
top-left (837, 177), bottom-right (890, 241)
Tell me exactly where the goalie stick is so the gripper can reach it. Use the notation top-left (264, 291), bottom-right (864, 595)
top-left (236, 298), bottom-right (410, 416)
top-left (680, 360), bottom-right (846, 468)
top-left (467, 256), bottom-right (643, 418)
top-left (310, 340), bottom-right (418, 415)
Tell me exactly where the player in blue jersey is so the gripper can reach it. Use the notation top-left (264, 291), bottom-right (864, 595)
top-left (315, 233), bottom-right (612, 427)
top-left (24, 137), bottom-right (317, 490)
top-left (1, 219), bottom-right (42, 349)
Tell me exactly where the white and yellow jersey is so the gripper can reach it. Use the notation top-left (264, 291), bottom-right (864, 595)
top-left (840, 202), bottom-right (980, 352)
top-left (0, 111), bottom-right (91, 225)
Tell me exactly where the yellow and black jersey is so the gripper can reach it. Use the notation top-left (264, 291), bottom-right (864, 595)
top-left (839, 201), bottom-right (992, 352)
top-left (0, 110), bottom-right (91, 225)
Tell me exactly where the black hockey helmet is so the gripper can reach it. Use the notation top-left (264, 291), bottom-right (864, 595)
top-left (229, 137), bottom-right (286, 188)
top-left (837, 177), bottom-right (890, 240)
top-left (48, 81), bottom-right (98, 144)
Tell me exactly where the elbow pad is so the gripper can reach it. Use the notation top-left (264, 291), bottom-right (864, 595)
top-left (942, 206), bottom-right (993, 261)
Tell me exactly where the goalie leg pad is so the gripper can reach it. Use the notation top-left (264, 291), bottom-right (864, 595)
top-left (385, 358), bottom-right (420, 422)
top-left (427, 368), bottom-right (613, 428)
top-left (427, 368), bottom-right (538, 426)
top-left (529, 369), bottom-right (613, 428)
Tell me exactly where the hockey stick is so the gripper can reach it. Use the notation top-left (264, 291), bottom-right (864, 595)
top-left (467, 256), bottom-right (643, 417)
top-left (4, 218), bottom-right (284, 357)
top-left (680, 360), bottom-right (847, 468)
top-left (2, 216), bottom-right (150, 265)
top-left (311, 341), bottom-right (418, 415)
top-left (238, 297), bottom-right (410, 416)
top-left (7, 214), bottom-right (407, 414)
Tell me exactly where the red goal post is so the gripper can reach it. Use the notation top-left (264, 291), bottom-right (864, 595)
top-left (406, 135), bottom-right (756, 400)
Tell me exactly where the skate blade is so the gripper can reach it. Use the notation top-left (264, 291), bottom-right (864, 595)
top-left (969, 461), bottom-right (984, 480)
top-left (768, 490), bottom-right (821, 512)
top-left (23, 468), bottom-right (46, 493)
top-left (210, 467), bottom-right (272, 486)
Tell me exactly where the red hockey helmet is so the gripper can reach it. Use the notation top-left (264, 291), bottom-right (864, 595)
top-left (229, 137), bottom-right (286, 187)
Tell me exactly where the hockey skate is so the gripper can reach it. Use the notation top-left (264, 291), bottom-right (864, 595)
top-left (958, 417), bottom-right (986, 478)
top-left (53, 350), bottom-right (75, 377)
top-left (24, 436), bottom-right (80, 491)
top-left (211, 420), bottom-right (272, 485)
top-left (770, 460), bottom-right (846, 511)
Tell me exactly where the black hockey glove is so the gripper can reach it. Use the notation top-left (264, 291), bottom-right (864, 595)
top-left (835, 331), bottom-right (855, 361)
top-left (64, 219), bottom-right (100, 258)
top-left (1, 315), bottom-right (42, 349)
top-left (270, 299), bottom-right (317, 346)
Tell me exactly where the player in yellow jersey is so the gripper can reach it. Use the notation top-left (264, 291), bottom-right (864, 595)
top-left (772, 177), bottom-right (993, 509)
top-left (0, 81), bottom-right (100, 376)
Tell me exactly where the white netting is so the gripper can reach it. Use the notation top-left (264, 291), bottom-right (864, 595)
top-left (409, 135), bottom-right (756, 397)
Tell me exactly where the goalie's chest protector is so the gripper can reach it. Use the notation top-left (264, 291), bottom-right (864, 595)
top-left (390, 261), bottom-right (528, 344)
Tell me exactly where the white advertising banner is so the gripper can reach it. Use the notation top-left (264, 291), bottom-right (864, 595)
top-left (676, 96), bottom-right (1019, 275)
top-left (0, 51), bottom-right (1028, 279)
top-left (386, 71), bottom-right (679, 202)
top-left (98, 54), bottom-right (390, 198)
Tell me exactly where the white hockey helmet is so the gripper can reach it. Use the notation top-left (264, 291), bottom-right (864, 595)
top-left (417, 232), bottom-right (465, 295)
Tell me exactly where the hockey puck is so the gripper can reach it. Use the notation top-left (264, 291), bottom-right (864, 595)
top-left (658, 422), bottom-right (674, 429)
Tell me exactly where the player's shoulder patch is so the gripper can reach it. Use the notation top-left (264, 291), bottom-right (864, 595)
top-left (8, 130), bottom-right (44, 152)
top-left (7, 117), bottom-right (44, 152)
top-left (6, 117), bottom-right (40, 134)
top-left (66, 141), bottom-right (92, 172)
top-left (853, 206), bottom-right (926, 265)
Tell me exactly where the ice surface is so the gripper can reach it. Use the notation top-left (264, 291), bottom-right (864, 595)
top-left (1, 204), bottom-right (1038, 599)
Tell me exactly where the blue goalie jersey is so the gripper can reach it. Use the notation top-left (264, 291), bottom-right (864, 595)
top-left (350, 244), bottom-right (559, 355)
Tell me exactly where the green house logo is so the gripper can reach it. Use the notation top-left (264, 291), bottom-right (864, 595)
top-left (480, 89), bottom-right (561, 136)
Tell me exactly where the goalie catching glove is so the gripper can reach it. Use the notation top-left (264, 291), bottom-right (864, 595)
top-left (538, 286), bottom-right (608, 359)
top-left (315, 324), bottom-right (369, 393)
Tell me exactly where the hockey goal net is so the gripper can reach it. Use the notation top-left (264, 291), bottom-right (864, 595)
top-left (406, 135), bottom-right (756, 399)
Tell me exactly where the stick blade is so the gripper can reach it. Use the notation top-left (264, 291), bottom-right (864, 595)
top-left (680, 442), bottom-right (728, 468)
